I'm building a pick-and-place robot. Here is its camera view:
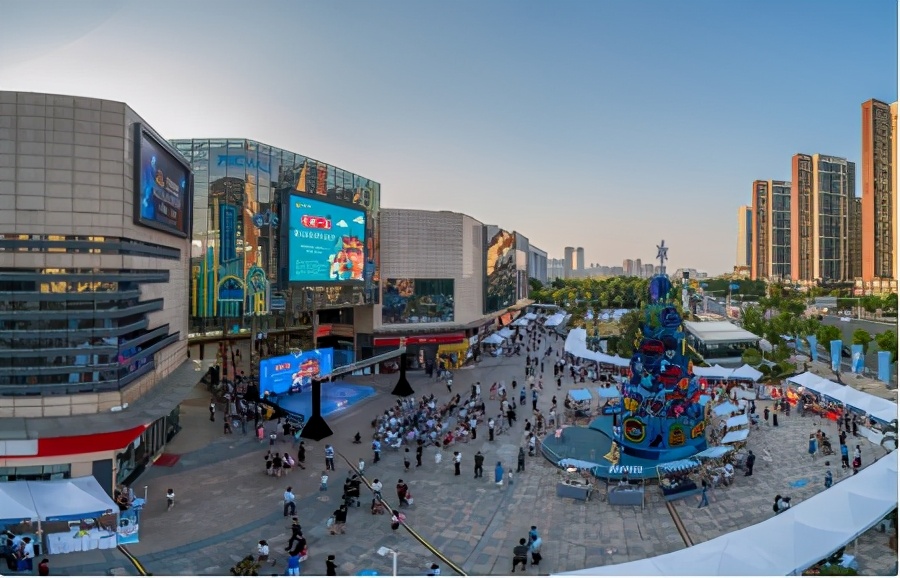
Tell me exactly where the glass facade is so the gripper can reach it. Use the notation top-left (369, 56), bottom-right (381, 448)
top-left (771, 182), bottom-right (792, 279)
top-left (816, 157), bottom-right (854, 281)
top-left (0, 238), bottom-right (181, 395)
top-left (170, 139), bottom-right (381, 339)
top-left (382, 278), bottom-right (455, 324)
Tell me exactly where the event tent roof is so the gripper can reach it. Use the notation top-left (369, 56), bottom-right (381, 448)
top-left (482, 334), bottom-right (505, 345)
top-left (787, 372), bottom-right (898, 423)
top-left (729, 364), bottom-right (763, 381)
top-left (568, 389), bottom-right (592, 402)
top-left (693, 446), bottom-right (733, 460)
top-left (556, 452), bottom-right (898, 576)
top-left (683, 321), bottom-right (760, 344)
top-left (596, 386), bottom-right (620, 398)
top-left (29, 477), bottom-right (118, 521)
top-left (721, 429), bottom-right (749, 444)
top-left (0, 482), bottom-right (39, 524)
top-left (692, 365), bottom-right (734, 379)
top-left (564, 329), bottom-right (630, 368)
top-left (725, 414), bottom-right (748, 429)
top-left (544, 313), bottom-right (566, 327)
top-left (712, 402), bottom-right (739, 417)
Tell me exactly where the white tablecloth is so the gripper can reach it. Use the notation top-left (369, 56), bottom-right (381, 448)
top-left (47, 529), bottom-right (117, 554)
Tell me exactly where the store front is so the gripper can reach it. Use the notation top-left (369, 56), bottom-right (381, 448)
top-left (373, 333), bottom-right (467, 371)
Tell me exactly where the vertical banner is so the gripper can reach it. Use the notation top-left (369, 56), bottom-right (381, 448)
top-left (219, 204), bottom-right (238, 264)
top-left (806, 335), bottom-right (818, 363)
top-left (794, 335), bottom-right (803, 354)
top-left (850, 344), bottom-right (864, 374)
top-left (877, 350), bottom-right (892, 383)
top-left (830, 340), bottom-right (842, 372)
top-left (117, 506), bottom-right (141, 545)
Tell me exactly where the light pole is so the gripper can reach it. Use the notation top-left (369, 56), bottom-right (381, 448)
top-left (377, 547), bottom-right (398, 576)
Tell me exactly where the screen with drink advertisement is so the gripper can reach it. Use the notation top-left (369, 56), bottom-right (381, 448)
top-left (288, 195), bottom-right (366, 283)
top-left (259, 348), bottom-right (335, 397)
top-left (134, 125), bottom-right (191, 237)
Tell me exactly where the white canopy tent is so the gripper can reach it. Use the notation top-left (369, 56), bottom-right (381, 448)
top-left (787, 372), bottom-right (898, 423)
top-left (725, 414), bottom-right (749, 429)
top-left (692, 365), bottom-right (733, 379)
top-left (721, 429), bottom-right (749, 444)
top-left (557, 452), bottom-right (899, 576)
top-left (28, 477), bottom-right (118, 522)
top-left (787, 371), bottom-right (828, 389)
top-left (511, 318), bottom-right (530, 327)
top-left (482, 334), bottom-right (505, 345)
top-left (0, 482), bottom-right (39, 524)
top-left (712, 402), bottom-right (739, 417)
top-left (564, 329), bottom-right (630, 368)
top-left (524, 312), bottom-right (538, 321)
top-left (497, 328), bottom-right (514, 339)
top-left (729, 364), bottom-right (763, 381)
top-left (544, 313), bottom-right (567, 327)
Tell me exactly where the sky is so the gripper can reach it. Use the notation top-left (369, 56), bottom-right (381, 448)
top-left (1, 0), bottom-right (897, 275)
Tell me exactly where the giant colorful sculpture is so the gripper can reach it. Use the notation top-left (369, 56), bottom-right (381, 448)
top-left (617, 242), bottom-right (707, 461)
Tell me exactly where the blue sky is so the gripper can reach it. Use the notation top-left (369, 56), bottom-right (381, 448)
top-left (1, 0), bottom-right (897, 274)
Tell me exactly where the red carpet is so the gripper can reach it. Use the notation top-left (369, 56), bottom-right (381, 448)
top-left (153, 453), bottom-right (181, 467)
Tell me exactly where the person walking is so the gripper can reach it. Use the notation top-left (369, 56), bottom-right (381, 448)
top-left (824, 462), bottom-right (833, 488)
top-left (495, 462), bottom-right (505, 486)
top-left (403, 448), bottom-right (411, 471)
top-left (488, 418), bottom-right (495, 441)
top-left (840, 443), bottom-right (850, 469)
top-left (330, 505), bottom-right (347, 535)
top-left (326, 554), bottom-right (337, 576)
top-left (532, 389), bottom-right (539, 412)
top-left (38, 558), bottom-right (49, 577)
top-left (371, 478), bottom-right (383, 500)
top-left (528, 526), bottom-right (543, 566)
top-left (852, 445), bottom-right (862, 474)
top-left (469, 416), bottom-right (478, 439)
top-left (285, 551), bottom-right (301, 576)
top-left (257, 540), bottom-right (271, 565)
top-left (297, 441), bottom-right (307, 469)
top-left (763, 407), bottom-right (769, 424)
top-left (283, 486), bottom-right (296, 517)
top-left (285, 518), bottom-right (303, 551)
top-left (808, 433), bottom-right (817, 459)
top-left (474, 451), bottom-right (485, 478)
top-left (325, 445), bottom-right (335, 471)
top-left (745, 450), bottom-right (756, 476)
top-left (209, 397), bottom-right (216, 422)
top-left (453, 451), bottom-right (461, 476)
top-left (372, 439), bottom-right (382, 464)
top-left (697, 479), bottom-right (709, 508)
top-left (390, 509), bottom-right (406, 531)
top-left (512, 538), bottom-right (529, 572)
top-left (772, 411), bottom-right (779, 427)
top-left (166, 488), bottom-right (175, 511)
top-left (396, 480), bottom-right (409, 506)
top-left (517, 447), bottom-right (526, 472)
top-left (416, 443), bottom-right (423, 467)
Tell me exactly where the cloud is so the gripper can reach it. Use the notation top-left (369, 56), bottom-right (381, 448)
top-left (336, 219), bottom-right (349, 227)
top-left (353, 215), bottom-right (365, 225)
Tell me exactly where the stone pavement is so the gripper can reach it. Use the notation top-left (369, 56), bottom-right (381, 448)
top-left (51, 339), bottom-right (897, 576)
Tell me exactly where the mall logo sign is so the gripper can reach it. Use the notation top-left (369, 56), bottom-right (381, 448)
top-left (217, 154), bottom-right (271, 174)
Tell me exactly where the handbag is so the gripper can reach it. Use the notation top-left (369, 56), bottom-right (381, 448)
top-left (299, 548), bottom-right (308, 562)
top-left (326, 516), bottom-right (335, 527)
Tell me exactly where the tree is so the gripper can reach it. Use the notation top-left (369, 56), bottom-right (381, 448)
top-left (816, 324), bottom-right (841, 346)
top-left (742, 348), bottom-right (762, 366)
top-left (851, 329), bottom-right (873, 355)
top-left (875, 330), bottom-right (898, 363)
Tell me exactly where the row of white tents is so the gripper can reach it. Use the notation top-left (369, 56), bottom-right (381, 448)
top-left (787, 371), bottom-right (897, 424)
top-left (558, 450), bottom-right (898, 576)
top-left (0, 477), bottom-right (117, 524)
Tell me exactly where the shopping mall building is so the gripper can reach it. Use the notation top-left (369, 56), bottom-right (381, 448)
top-left (0, 91), bottom-right (198, 488)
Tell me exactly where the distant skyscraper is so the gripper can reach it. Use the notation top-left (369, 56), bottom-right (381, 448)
top-left (576, 247), bottom-right (585, 274)
top-left (563, 246), bottom-right (575, 279)
top-left (643, 263), bottom-right (654, 278)
top-left (791, 154), bottom-right (855, 282)
top-left (548, 258), bottom-right (565, 281)
top-left (736, 205), bottom-right (752, 268)
top-left (634, 258), bottom-right (642, 277)
top-left (623, 259), bottom-right (634, 276)
top-left (751, 180), bottom-right (791, 281)
top-left (849, 196), bottom-right (863, 280)
top-left (861, 99), bottom-right (897, 281)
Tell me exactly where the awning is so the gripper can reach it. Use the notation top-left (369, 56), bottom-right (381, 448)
top-left (374, 333), bottom-right (466, 347)
top-left (524, 313), bottom-right (538, 320)
top-left (437, 342), bottom-right (469, 354)
top-left (721, 429), bottom-right (750, 444)
top-left (568, 389), bottom-right (592, 402)
top-left (658, 459), bottom-right (700, 473)
top-left (730, 364), bottom-right (763, 381)
top-left (0, 482), bottom-right (39, 524)
top-left (545, 313), bottom-right (566, 327)
top-left (596, 386), bottom-right (620, 399)
top-left (482, 334), bottom-right (505, 345)
top-left (693, 446), bottom-right (734, 460)
top-left (498, 328), bottom-right (514, 339)
top-left (725, 414), bottom-right (749, 428)
top-left (692, 365), bottom-right (734, 379)
top-left (512, 318), bottom-right (530, 327)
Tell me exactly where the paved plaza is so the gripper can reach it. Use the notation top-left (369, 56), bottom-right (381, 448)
top-left (53, 346), bottom-right (897, 576)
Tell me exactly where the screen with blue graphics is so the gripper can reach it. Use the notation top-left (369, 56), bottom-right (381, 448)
top-left (288, 195), bottom-right (366, 283)
top-left (259, 348), bottom-right (334, 397)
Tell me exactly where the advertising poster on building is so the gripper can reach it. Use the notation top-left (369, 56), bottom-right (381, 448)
top-left (259, 348), bottom-right (335, 396)
top-left (288, 196), bottom-right (366, 283)
top-left (136, 128), bottom-right (190, 237)
top-left (219, 204), bottom-right (238, 264)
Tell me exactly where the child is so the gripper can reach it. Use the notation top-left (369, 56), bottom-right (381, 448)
top-left (320, 471), bottom-right (329, 491)
top-left (404, 448), bottom-right (411, 471)
top-left (166, 488), bottom-right (175, 511)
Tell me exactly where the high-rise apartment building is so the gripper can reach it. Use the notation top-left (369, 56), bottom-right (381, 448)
top-left (791, 154), bottom-right (855, 282)
top-left (576, 247), bottom-right (585, 274)
top-left (548, 258), bottom-right (565, 281)
top-left (751, 180), bottom-right (791, 280)
top-left (849, 196), bottom-right (863, 280)
top-left (736, 205), bottom-right (752, 268)
top-left (623, 259), bottom-right (634, 276)
top-left (643, 263), bottom-right (655, 278)
top-left (563, 246), bottom-right (575, 279)
top-left (634, 258), bottom-right (642, 277)
top-left (861, 99), bottom-right (897, 281)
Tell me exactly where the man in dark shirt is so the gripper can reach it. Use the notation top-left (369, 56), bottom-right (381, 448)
top-left (474, 451), bottom-right (485, 478)
top-left (745, 450), bottom-right (756, 476)
top-left (326, 554), bottom-right (337, 576)
top-left (512, 538), bottom-right (529, 572)
top-left (285, 518), bottom-right (303, 551)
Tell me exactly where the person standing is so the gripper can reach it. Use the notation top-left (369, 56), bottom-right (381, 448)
top-left (372, 439), bottom-right (382, 464)
top-left (824, 462), bottom-right (834, 488)
top-left (257, 540), bottom-right (271, 565)
top-left (488, 418), bottom-right (496, 441)
top-left (532, 389), bottom-right (539, 412)
top-left (326, 554), bottom-right (337, 576)
top-left (21, 537), bottom-right (34, 572)
top-left (808, 434), bottom-right (817, 459)
top-left (852, 445), bottom-right (862, 474)
top-left (528, 526), bottom-right (543, 566)
top-left (166, 488), bottom-right (175, 511)
top-left (474, 451), bottom-right (485, 478)
top-left (469, 416), bottom-right (478, 439)
top-left (285, 551), bottom-right (301, 576)
top-left (209, 397), bottom-right (216, 422)
top-left (772, 411), bottom-right (779, 427)
top-left (416, 442), bottom-right (423, 467)
top-left (403, 448), bottom-right (411, 471)
top-left (744, 451), bottom-right (755, 476)
top-left (371, 478), bottom-right (383, 500)
top-left (840, 443), bottom-right (850, 469)
top-left (763, 407), bottom-right (769, 424)
top-left (38, 558), bottom-right (49, 576)
top-left (517, 447), bottom-right (526, 472)
top-left (495, 462), bottom-right (504, 486)
top-left (325, 445), bottom-right (335, 471)
top-left (396, 480), bottom-right (409, 505)
top-left (453, 451), bottom-right (461, 476)
top-left (283, 486), bottom-right (296, 517)
top-left (512, 538), bottom-right (529, 572)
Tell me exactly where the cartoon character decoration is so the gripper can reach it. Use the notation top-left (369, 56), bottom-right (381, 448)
top-left (330, 236), bottom-right (365, 281)
top-left (619, 273), bottom-right (708, 457)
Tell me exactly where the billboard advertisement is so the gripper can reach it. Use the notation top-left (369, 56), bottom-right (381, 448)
top-left (259, 348), bottom-right (335, 397)
top-left (287, 195), bottom-right (366, 283)
top-left (134, 125), bottom-right (191, 237)
top-left (484, 227), bottom-right (517, 314)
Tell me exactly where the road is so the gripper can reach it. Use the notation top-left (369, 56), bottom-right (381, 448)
top-left (818, 315), bottom-right (897, 386)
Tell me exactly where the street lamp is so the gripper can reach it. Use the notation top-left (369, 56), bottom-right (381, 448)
top-left (377, 547), bottom-right (398, 576)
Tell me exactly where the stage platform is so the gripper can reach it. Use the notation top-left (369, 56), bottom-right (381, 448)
top-left (541, 415), bottom-right (705, 481)
top-left (272, 383), bottom-right (377, 420)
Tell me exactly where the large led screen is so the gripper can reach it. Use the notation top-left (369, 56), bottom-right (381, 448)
top-left (288, 195), bottom-right (366, 282)
top-left (485, 228), bottom-right (516, 313)
top-left (382, 278), bottom-right (455, 324)
top-left (259, 348), bottom-right (335, 397)
top-left (134, 125), bottom-right (191, 237)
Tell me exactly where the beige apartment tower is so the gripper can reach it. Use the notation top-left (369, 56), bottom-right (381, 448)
top-left (751, 180), bottom-right (791, 281)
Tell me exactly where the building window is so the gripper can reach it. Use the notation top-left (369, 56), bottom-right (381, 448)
top-left (0, 464), bottom-right (71, 482)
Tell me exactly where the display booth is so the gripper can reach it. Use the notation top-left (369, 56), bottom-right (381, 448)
top-left (564, 388), bottom-right (593, 421)
top-left (657, 459), bottom-right (701, 501)
top-left (0, 477), bottom-right (120, 556)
